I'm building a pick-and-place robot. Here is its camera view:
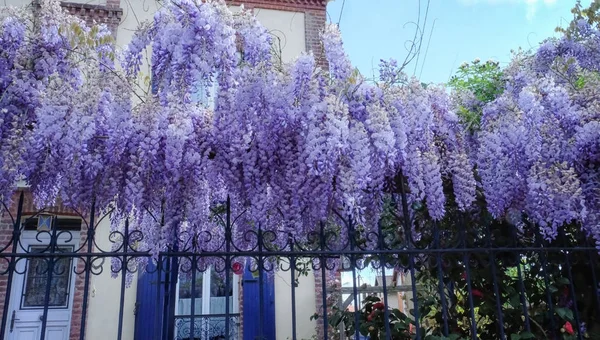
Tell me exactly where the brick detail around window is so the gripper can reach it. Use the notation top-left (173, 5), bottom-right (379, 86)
top-left (226, 0), bottom-right (329, 69)
top-left (226, 0), bottom-right (328, 11)
top-left (60, 1), bottom-right (123, 34)
top-left (0, 190), bottom-right (91, 340)
top-left (304, 8), bottom-right (328, 69)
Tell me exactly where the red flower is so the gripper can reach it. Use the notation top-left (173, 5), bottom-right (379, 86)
top-left (373, 302), bottom-right (385, 310)
top-left (232, 262), bottom-right (244, 275)
top-left (461, 272), bottom-right (467, 280)
top-left (564, 321), bottom-right (574, 335)
top-left (367, 310), bottom-right (376, 321)
top-left (471, 289), bottom-right (484, 298)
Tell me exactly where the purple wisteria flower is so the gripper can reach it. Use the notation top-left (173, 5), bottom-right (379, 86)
top-left (2, 0), bottom-right (600, 260)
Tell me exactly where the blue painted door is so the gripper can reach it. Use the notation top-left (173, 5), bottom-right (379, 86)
top-left (242, 266), bottom-right (276, 340)
top-left (134, 260), bottom-right (171, 340)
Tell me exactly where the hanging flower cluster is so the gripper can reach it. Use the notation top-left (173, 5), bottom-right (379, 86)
top-left (0, 0), bottom-right (124, 210)
top-left (476, 19), bottom-right (600, 244)
top-left (1, 0), bottom-right (599, 257)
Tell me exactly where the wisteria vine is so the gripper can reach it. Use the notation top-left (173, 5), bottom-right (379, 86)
top-left (1, 0), bottom-right (599, 262)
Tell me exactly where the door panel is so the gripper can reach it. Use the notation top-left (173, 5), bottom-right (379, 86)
top-left (46, 326), bottom-right (67, 340)
top-left (13, 325), bottom-right (40, 340)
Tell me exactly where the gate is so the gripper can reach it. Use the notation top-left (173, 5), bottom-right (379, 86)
top-left (1, 189), bottom-right (599, 340)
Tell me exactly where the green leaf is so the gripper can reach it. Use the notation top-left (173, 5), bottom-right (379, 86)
top-left (556, 307), bottom-right (574, 321)
top-left (510, 333), bottom-right (521, 340)
top-left (394, 322), bottom-right (407, 331)
top-left (329, 314), bottom-right (342, 327)
top-left (358, 323), bottom-right (370, 335)
top-left (557, 277), bottom-right (570, 286)
top-left (519, 331), bottom-right (536, 339)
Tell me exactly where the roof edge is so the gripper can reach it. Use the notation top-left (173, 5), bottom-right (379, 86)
top-left (226, 0), bottom-right (328, 11)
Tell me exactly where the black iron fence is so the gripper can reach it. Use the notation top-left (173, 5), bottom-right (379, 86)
top-left (1, 190), bottom-right (599, 340)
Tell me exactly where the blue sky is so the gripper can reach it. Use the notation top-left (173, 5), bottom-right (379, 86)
top-left (326, 0), bottom-right (591, 84)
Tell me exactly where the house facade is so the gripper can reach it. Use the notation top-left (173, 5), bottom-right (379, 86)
top-left (0, 1), bottom-right (329, 339)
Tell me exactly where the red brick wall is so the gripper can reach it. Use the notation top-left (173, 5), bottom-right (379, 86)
top-left (304, 7), bottom-right (328, 68)
top-left (314, 269), bottom-right (341, 339)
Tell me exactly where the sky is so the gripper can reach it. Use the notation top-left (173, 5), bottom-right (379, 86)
top-left (325, 0), bottom-right (592, 84)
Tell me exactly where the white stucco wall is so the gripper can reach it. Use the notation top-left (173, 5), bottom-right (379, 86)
top-left (114, 0), bottom-right (161, 55)
top-left (2, 0), bottom-right (29, 6)
top-left (85, 218), bottom-right (137, 340)
top-left (2, 0), bottom-right (105, 7)
top-left (274, 268), bottom-right (317, 340)
top-left (254, 8), bottom-right (306, 62)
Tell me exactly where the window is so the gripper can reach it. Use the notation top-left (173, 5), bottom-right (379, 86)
top-left (21, 246), bottom-right (73, 309)
top-left (176, 268), bottom-right (239, 316)
top-left (174, 268), bottom-right (240, 340)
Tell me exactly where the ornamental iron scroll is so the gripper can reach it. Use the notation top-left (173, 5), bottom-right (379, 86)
top-left (0, 189), bottom-right (599, 340)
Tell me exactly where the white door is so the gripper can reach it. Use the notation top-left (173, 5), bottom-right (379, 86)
top-left (6, 231), bottom-right (78, 340)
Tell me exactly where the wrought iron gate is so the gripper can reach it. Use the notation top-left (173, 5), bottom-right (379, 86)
top-left (1, 190), bottom-right (600, 340)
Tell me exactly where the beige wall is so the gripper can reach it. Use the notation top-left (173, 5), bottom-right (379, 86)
top-left (274, 267), bottom-right (317, 340)
top-left (85, 217), bottom-right (137, 340)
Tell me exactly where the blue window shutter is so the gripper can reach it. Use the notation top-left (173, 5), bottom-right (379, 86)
top-left (243, 265), bottom-right (276, 340)
top-left (134, 261), bottom-right (165, 340)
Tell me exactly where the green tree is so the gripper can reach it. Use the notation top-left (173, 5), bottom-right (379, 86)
top-left (556, 0), bottom-right (600, 38)
top-left (447, 59), bottom-right (503, 132)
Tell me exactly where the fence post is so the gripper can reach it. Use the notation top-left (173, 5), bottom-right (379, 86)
top-left (79, 198), bottom-right (96, 340)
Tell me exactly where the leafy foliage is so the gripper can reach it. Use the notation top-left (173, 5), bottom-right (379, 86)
top-left (556, 0), bottom-right (600, 38)
top-left (448, 59), bottom-right (504, 131)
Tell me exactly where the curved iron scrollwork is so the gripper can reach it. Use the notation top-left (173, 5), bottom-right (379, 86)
top-left (174, 315), bottom-right (240, 340)
top-left (1, 189), bottom-right (599, 340)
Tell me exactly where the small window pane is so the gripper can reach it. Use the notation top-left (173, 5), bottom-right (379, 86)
top-left (209, 270), bottom-right (234, 314)
top-left (21, 247), bottom-right (72, 308)
top-left (177, 272), bottom-right (203, 316)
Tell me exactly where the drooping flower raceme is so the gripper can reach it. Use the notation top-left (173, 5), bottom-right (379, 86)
top-left (2, 0), bottom-right (600, 260)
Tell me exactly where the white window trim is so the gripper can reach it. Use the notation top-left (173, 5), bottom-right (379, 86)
top-left (175, 266), bottom-right (240, 316)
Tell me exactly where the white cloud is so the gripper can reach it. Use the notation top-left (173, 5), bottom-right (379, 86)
top-left (458, 0), bottom-right (557, 20)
